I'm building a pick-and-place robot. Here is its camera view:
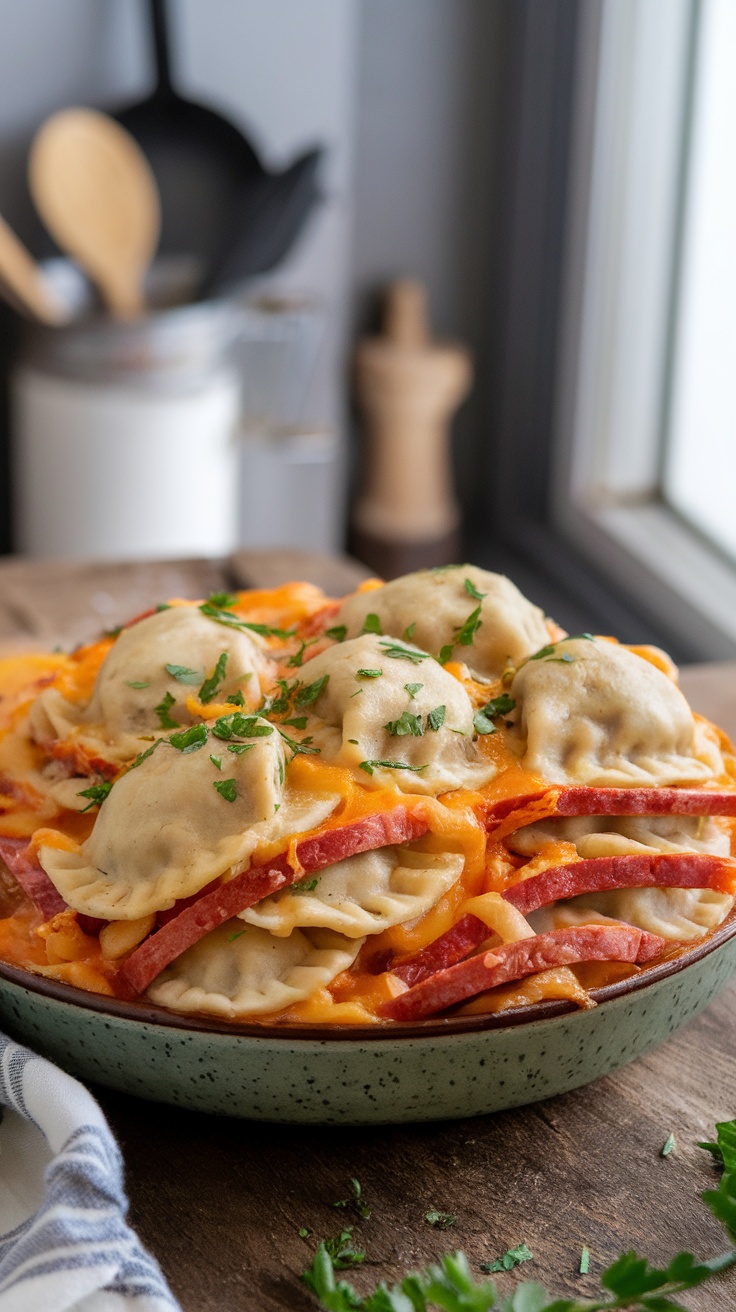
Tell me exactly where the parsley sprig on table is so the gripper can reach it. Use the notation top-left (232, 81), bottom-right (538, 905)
top-left (302, 1118), bottom-right (736, 1312)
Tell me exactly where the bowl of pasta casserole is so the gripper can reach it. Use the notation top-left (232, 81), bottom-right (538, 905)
top-left (1, 566), bottom-right (735, 1123)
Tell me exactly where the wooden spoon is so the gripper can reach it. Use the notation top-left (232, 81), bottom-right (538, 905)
top-left (29, 107), bottom-right (160, 319)
top-left (0, 213), bottom-right (66, 323)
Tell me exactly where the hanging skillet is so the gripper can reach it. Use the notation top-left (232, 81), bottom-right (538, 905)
top-left (115, 0), bottom-right (323, 297)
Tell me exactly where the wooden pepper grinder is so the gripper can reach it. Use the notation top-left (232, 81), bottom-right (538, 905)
top-left (350, 279), bottom-right (472, 578)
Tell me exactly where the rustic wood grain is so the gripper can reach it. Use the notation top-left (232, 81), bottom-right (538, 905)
top-left (1, 555), bottom-right (735, 1310)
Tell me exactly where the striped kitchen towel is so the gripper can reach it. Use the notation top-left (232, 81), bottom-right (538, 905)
top-left (0, 1033), bottom-right (181, 1312)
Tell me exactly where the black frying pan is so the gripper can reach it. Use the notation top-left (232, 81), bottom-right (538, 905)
top-left (115, 0), bottom-right (323, 296)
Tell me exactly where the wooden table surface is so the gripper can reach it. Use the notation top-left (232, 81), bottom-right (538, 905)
top-left (2, 550), bottom-right (736, 1311)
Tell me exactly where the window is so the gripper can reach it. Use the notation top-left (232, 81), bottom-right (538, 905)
top-left (553, 0), bottom-right (736, 659)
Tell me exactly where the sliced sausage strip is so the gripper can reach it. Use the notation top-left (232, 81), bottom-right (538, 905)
top-left (485, 787), bottom-right (736, 830)
top-left (391, 913), bottom-right (489, 987)
top-left (381, 924), bottom-right (666, 1021)
top-left (0, 836), bottom-right (67, 918)
top-left (502, 852), bottom-right (736, 915)
top-left (120, 806), bottom-right (429, 995)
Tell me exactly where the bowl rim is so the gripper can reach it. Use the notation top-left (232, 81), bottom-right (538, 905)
top-left (2, 909), bottom-right (735, 1042)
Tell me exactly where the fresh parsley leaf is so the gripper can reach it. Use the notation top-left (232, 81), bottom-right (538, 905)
top-left (403, 622), bottom-right (416, 640)
top-left (278, 728), bottom-right (321, 758)
top-left (483, 693), bottom-right (516, 718)
top-left (213, 777), bottom-right (237, 802)
top-left (155, 603), bottom-right (171, 613)
top-left (480, 1242), bottom-right (534, 1273)
top-left (464, 578), bottom-right (487, 602)
top-left (169, 724), bottom-right (209, 753)
top-left (165, 663), bottom-right (201, 684)
top-left (283, 716), bottom-right (308, 730)
top-left (661, 1133), bottom-right (676, 1158)
top-left (129, 738), bottom-right (165, 770)
top-left (405, 682), bottom-right (423, 698)
top-left (438, 643), bottom-right (455, 665)
top-left (348, 1178), bottom-right (371, 1221)
top-left (207, 591), bottom-right (240, 609)
top-left (385, 710), bottom-right (424, 737)
top-left (378, 640), bottom-right (427, 664)
top-left (295, 675), bottom-right (330, 707)
top-left (154, 691), bottom-right (179, 729)
top-left (227, 689), bottom-right (246, 708)
top-left (424, 1211), bottom-right (456, 1230)
top-left (210, 755), bottom-right (222, 769)
top-left (227, 743), bottom-right (254, 755)
top-left (325, 625), bottom-right (348, 642)
top-left (455, 604), bottom-right (483, 647)
top-left (77, 780), bottom-right (113, 811)
top-left (700, 1121), bottom-right (736, 1173)
top-left (579, 1245), bottom-right (590, 1275)
top-left (292, 877), bottom-right (320, 894)
top-left (474, 710), bottom-right (496, 735)
top-left (359, 759), bottom-right (427, 776)
top-left (125, 680), bottom-right (149, 689)
top-left (361, 613), bottom-right (382, 635)
top-left (288, 639), bottom-right (318, 668)
top-left (198, 652), bottom-right (228, 704)
top-left (212, 713), bottom-right (273, 740)
top-left (427, 705), bottom-right (446, 731)
top-left (356, 669), bottom-right (383, 679)
top-left (299, 1227), bottom-right (313, 1240)
top-left (228, 929), bottom-right (246, 942)
top-left (199, 602), bottom-right (294, 639)
top-left (529, 643), bottom-right (557, 662)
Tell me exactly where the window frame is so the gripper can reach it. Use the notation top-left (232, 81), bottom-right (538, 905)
top-left (551, 0), bottom-right (736, 659)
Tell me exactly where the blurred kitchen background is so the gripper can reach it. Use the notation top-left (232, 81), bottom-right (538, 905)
top-left (0, 0), bottom-right (733, 664)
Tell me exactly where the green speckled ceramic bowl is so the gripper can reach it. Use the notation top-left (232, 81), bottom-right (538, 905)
top-left (1, 917), bottom-right (735, 1123)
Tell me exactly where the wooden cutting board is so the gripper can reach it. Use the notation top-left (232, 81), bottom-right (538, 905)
top-left (1, 550), bottom-right (735, 1311)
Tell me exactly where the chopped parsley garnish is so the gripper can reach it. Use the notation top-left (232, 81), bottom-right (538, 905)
top-left (403, 622), bottom-right (416, 640)
top-left (295, 674), bottom-right (329, 707)
top-left (661, 1133), bottom-right (676, 1157)
top-left (228, 929), bottom-right (246, 942)
top-left (361, 613), bottom-right (382, 635)
top-left (213, 777), bottom-right (237, 802)
top-left (164, 663), bottom-right (201, 684)
top-left (317, 1228), bottom-right (365, 1273)
top-left (424, 1211), bottom-right (456, 1230)
top-left (438, 643), bottom-right (455, 665)
top-left (474, 693), bottom-right (516, 735)
top-left (299, 1227), bottom-right (313, 1239)
top-left (283, 716), bottom-right (308, 730)
top-left (333, 1178), bottom-right (371, 1220)
top-left (359, 759), bottom-right (427, 776)
top-left (199, 601), bottom-right (294, 639)
top-left (292, 877), bottom-right (320, 894)
top-left (386, 711), bottom-right (423, 737)
top-left (404, 682), bottom-right (423, 698)
top-left (129, 738), bottom-right (165, 770)
top-left (210, 755), bottom-right (222, 769)
top-left (154, 691), bottom-right (179, 729)
top-left (227, 689), bottom-right (245, 708)
top-left (207, 591), bottom-right (240, 609)
top-left (473, 710), bottom-right (495, 735)
top-left (278, 728), bottom-right (321, 759)
top-left (77, 781), bottom-right (113, 811)
top-left (288, 639), bottom-right (318, 668)
top-left (356, 668), bottom-right (382, 679)
top-left (212, 713), bottom-right (273, 741)
top-left (579, 1245), bottom-right (590, 1275)
top-left (464, 577), bottom-right (486, 601)
top-left (198, 652), bottom-right (228, 703)
top-left (427, 704), bottom-right (446, 731)
top-left (529, 634), bottom-right (594, 663)
top-left (155, 603), bottom-right (171, 613)
top-left (125, 680), bottom-right (149, 689)
top-left (169, 724), bottom-right (209, 753)
top-left (455, 604), bottom-right (482, 647)
top-left (480, 1243), bottom-right (533, 1273)
top-left (227, 743), bottom-right (254, 755)
top-left (378, 640), bottom-right (427, 664)
top-left (325, 625), bottom-right (348, 642)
